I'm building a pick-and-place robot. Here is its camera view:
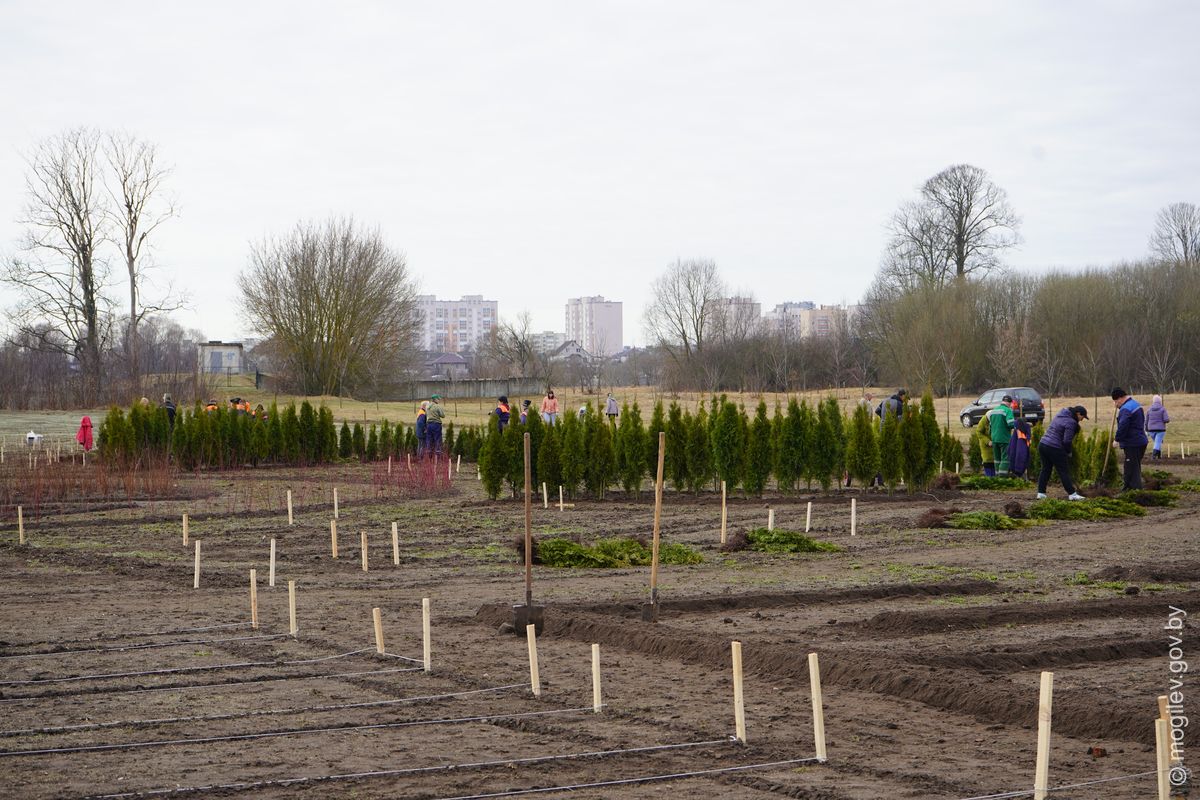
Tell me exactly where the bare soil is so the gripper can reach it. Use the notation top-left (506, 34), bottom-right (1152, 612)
top-left (1, 460), bottom-right (1196, 799)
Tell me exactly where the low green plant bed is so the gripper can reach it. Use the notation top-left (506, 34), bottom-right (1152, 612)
top-left (743, 528), bottom-right (842, 554)
top-left (958, 475), bottom-right (1031, 491)
top-left (1142, 469), bottom-right (1178, 484)
top-left (1029, 497), bottom-right (1145, 520)
top-left (1176, 480), bottom-right (1200, 493)
top-left (1119, 489), bottom-right (1177, 507)
top-left (946, 511), bottom-right (1023, 530)
top-left (534, 536), bottom-right (703, 568)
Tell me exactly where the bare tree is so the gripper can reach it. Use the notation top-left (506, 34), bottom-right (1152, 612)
top-left (3, 128), bottom-right (110, 401)
top-left (1149, 201), bottom-right (1200, 267)
top-left (238, 217), bottom-right (418, 396)
top-left (488, 311), bottom-right (538, 378)
top-left (881, 200), bottom-right (955, 289)
top-left (104, 132), bottom-right (180, 387)
top-left (643, 258), bottom-right (725, 370)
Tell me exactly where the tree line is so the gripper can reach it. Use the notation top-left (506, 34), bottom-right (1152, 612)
top-left (477, 392), bottom-right (965, 501)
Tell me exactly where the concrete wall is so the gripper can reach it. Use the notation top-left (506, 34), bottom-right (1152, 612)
top-left (395, 378), bottom-right (546, 401)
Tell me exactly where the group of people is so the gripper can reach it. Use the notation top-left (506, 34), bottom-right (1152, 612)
top-left (414, 394), bottom-right (446, 457)
top-left (487, 390), bottom-right (623, 433)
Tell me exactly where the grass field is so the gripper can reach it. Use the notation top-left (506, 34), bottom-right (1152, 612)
top-left (4, 376), bottom-right (1199, 453)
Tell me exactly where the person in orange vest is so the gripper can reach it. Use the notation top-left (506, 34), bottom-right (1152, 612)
top-left (494, 396), bottom-right (511, 432)
top-left (204, 400), bottom-right (219, 412)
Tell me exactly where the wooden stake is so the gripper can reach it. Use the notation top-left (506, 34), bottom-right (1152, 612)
top-left (287, 490), bottom-right (294, 525)
top-left (808, 652), bottom-right (827, 761)
top-left (448, 458), bottom-right (452, 481)
top-left (391, 521), bottom-right (399, 565)
top-left (542, 482), bottom-right (548, 509)
top-left (182, 513), bottom-right (189, 546)
top-left (955, 462), bottom-right (960, 474)
top-left (330, 519), bottom-right (338, 558)
top-left (731, 640), bottom-right (746, 743)
top-left (387, 455), bottom-right (392, 475)
top-left (649, 432), bottom-right (665, 605)
top-left (360, 531), bottom-right (368, 571)
top-left (523, 433), bottom-right (533, 609)
top-left (805, 501), bottom-right (812, 533)
top-left (333, 487), bottom-right (339, 519)
top-left (558, 485), bottom-right (564, 511)
top-left (1156, 718), bottom-right (1171, 800)
top-left (767, 507), bottom-right (774, 531)
top-left (422, 597), bottom-right (432, 672)
top-left (372, 607), bottom-right (385, 653)
top-left (407, 453), bottom-right (412, 471)
top-left (249, 569), bottom-right (259, 630)
top-left (850, 498), bottom-right (857, 536)
top-left (193, 540), bottom-right (200, 589)
top-left (17, 506), bottom-right (24, 545)
top-left (456, 454), bottom-right (461, 473)
top-left (526, 623), bottom-right (541, 696)
top-left (1033, 671), bottom-right (1054, 800)
top-left (720, 480), bottom-right (727, 545)
top-left (288, 580), bottom-right (297, 636)
top-left (591, 643), bottom-right (602, 713)
top-left (269, 538), bottom-right (276, 587)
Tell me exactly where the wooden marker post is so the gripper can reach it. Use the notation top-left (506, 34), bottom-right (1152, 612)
top-left (731, 640), bottom-right (747, 743)
top-left (17, 506), bottom-right (24, 545)
top-left (330, 519), bottom-right (338, 558)
top-left (287, 490), bottom-right (294, 525)
top-left (288, 580), bottom-right (298, 637)
top-left (372, 607), bottom-right (385, 653)
top-left (249, 569), bottom-right (259, 630)
top-left (1033, 671), bottom-right (1054, 800)
top-left (955, 462), bottom-right (960, 474)
top-left (805, 501), bottom-right (812, 533)
top-left (333, 487), bottom-right (339, 519)
top-left (182, 513), bottom-right (189, 546)
top-left (193, 541), bottom-right (200, 588)
top-left (808, 652), bottom-right (827, 761)
top-left (542, 482), bottom-right (548, 509)
top-left (269, 538), bottom-right (276, 587)
top-left (387, 455), bottom-right (392, 475)
top-left (643, 432), bottom-right (666, 622)
top-left (360, 531), bottom-right (369, 571)
top-left (407, 453), bottom-right (412, 471)
top-left (456, 454), bottom-right (461, 473)
top-left (559, 485), bottom-right (564, 511)
top-left (767, 507), bottom-right (774, 531)
top-left (512, 433), bottom-right (544, 634)
top-left (850, 498), bottom-right (857, 536)
top-left (591, 643), bottom-right (602, 713)
top-left (448, 458), bottom-right (452, 482)
top-left (391, 522), bottom-right (399, 566)
top-left (526, 623), bottom-right (541, 696)
top-left (422, 597), bottom-right (432, 672)
top-left (1156, 718), bottom-right (1171, 800)
top-left (720, 480), bottom-right (728, 545)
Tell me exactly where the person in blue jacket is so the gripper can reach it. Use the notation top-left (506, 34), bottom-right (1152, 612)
top-left (1036, 405), bottom-right (1088, 500)
top-left (1111, 387), bottom-right (1148, 491)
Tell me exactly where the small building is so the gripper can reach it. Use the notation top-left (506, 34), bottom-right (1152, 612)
top-left (198, 341), bottom-right (244, 374)
top-left (424, 352), bottom-right (470, 380)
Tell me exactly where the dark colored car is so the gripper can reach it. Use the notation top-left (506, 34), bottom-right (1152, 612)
top-left (959, 387), bottom-right (1045, 428)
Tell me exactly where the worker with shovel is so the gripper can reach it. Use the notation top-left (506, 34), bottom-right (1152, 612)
top-left (1036, 405), bottom-right (1088, 501)
top-left (987, 395), bottom-right (1018, 475)
top-left (1110, 388), bottom-right (1148, 491)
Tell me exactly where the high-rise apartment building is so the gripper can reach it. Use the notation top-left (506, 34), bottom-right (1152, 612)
top-left (565, 296), bottom-right (622, 356)
top-left (415, 295), bottom-right (498, 353)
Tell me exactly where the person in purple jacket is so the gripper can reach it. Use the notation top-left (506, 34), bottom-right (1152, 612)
top-left (1145, 394), bottom-right (1170, 459)
top-left (1036, 405), bottom-right (1089, 500)
top-left (1111, 387), bottom-right (1148, 490)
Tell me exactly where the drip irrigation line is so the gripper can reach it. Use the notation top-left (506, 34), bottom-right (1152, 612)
top-left (0, 631), bottom-right (291, 661)
top-left (0, 683), bottom-right (528, 737)
top-left (0, 647), bottom-right (375, 687)
top-left (0, 665), bottom-right (424, 705)
top-left (430, 756), bottom-right (826, 800)
top-left (0, 621), bottom-right (251, 651)
top-left (0, 705), bottom-right (598, 758)
top-left (955, 770), bottom-right (1158, 800)
top-left (378, 651), bottom-right (424, 665)
top-left (84, 738), bottom-right (734, 798)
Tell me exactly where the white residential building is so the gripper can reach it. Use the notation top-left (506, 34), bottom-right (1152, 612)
top-left (763, 302), bottom-right (859, 338)
top-left (530, 330), bottom-right (567, 353)
top-left (415, 295), bottom-right (498, 353)
top-left (565, 296), bottom-right (623, 356)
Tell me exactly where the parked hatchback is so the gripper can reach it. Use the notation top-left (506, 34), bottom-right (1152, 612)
top-left (959, 387), bottom-right (1045, 428)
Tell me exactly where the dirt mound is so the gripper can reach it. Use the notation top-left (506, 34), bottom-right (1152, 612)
top-left (1092, 562), bottom-right (1200, 583)
top-left (914, 507), bottom-right (961, 528)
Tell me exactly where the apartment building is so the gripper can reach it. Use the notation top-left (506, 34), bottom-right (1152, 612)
top-left (415, 295), bottom-right (498, 353)
top-left (565, 296), bottom-right (623, 356)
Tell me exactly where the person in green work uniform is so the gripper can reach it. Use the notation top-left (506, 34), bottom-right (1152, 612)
top-left (425, 394), bottom-right (446, 457)
top-left (987, 395), bottom-right (1018, 475)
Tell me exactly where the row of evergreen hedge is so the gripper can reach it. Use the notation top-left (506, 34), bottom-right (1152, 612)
top-left (96, 401), bottom-right (487, 470)
top-left (478, 390), bottom-right (965, 500)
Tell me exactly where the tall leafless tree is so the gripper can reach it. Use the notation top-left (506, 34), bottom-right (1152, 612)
top-left (1149, 201), bottom-right (1200, 267)
top-left (104, 132), bottom-right (180, 387)
top-left (238, 217), bottom-right (418, 396)
top-left (643, 258), bottom-right (725, 372)
top-left (3, 128), bottom-right (111, 401)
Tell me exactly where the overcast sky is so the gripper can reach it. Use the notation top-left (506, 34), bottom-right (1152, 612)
top-left (2, 2), bottom-right (1197, 347)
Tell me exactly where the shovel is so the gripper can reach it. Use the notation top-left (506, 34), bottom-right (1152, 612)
top-left (512, 432), bottom-right (544, 634)
top-left (641, 432), bottom-right (667, 622)
top-left (1098, 408), bottom-right (1118, 488)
